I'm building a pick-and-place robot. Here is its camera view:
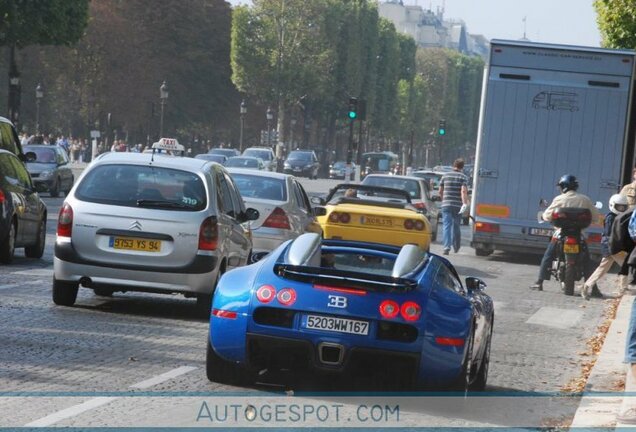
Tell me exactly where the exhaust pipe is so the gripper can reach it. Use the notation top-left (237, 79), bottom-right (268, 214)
top-left (79, 277), bottom-right (92, 287)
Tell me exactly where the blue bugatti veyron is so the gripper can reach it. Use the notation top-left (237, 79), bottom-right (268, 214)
top-left (207, 233), bottom-right (494, 391)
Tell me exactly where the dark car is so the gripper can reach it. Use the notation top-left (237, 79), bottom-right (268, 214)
top-left (23, 145), bottom-right (74, 197)
top-left (209, 148), bottom-right (241, 158)
top-left (0, 149), bottom-right (47, 263)
top-left (195, 153), bottom-right (228, 164)
top-left (283, 150), bottom-right (320, 179)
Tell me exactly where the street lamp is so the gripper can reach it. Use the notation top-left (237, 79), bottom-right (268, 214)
top-left (159, 80), bottom-right (168, 137)
top-left (35, 83), bottom-right (43, 134)
top-left (289, 112), bottom-right (297, 152)
top-left (239, 100), bottom-right (247, 152)
top-left (8, 52), bottom-right (20, 127)
top-left (266, 106), bottom-right (274, 149)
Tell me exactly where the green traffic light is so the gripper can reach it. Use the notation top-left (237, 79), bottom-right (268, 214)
top-left (348, 111), bottom-right (357, 119)
top-left (439, 129), bottom-right (446, 135)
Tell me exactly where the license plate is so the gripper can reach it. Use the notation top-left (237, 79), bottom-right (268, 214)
top-left (109, 236), bottom-right (162, 252)
top-left (294, 167), bottom-right (302, 171)
top-left (563, 244), bottom-right (580, 254)
top-left (361, 216), bottom-right (393, 227)
top-left (304, 315), bottom-right (369, 335)
top-left (529, 228), bottom-right (552, 237)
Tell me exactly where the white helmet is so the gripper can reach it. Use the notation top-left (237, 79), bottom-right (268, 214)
top-left (609, 193), bottom-right (629, 215)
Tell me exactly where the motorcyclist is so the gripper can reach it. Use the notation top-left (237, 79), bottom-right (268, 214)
top-left (529, 174), bottom-right (601, 294)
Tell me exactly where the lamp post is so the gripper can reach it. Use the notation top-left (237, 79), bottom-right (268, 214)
top-left (35, 83), bottom-right (43, 134)
top-left (266, 106), bottom-right (273, 149)
top-left (239, 99), bottom-right (247, 152)
top-left (8, 48), bottom-right (21, 127)
top-left (159, 80), bottom-right (168, 137)
top-left (289, 113), bottom-right (297, 153)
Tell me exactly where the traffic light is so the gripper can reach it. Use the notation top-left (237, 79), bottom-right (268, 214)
top-left (347, 97), bottom-right (358, 120)
top-left (438, 119), bottom-right (446, 136)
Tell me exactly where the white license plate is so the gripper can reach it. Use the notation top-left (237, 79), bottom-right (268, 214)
top-left (294, 167), bottom-right (302, 171)
top-left (304, 315), bottom-right (369, 335)
top-left (529, 228), bottom-right (552, 237)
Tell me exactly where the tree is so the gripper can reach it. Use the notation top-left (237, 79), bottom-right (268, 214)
top-left (594, 0), bottom-right (636, 48)
top-left (0, 0), bottom-right (90, 125)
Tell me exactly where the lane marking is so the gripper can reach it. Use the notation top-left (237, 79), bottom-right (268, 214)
top-left (12, 268), bottom-right (54, 277)
top-left (24, 397), bottom-right (116, 427)
top-left (526, 306), bottom-right (583, 329)
top-left (129, 365), bottom-right (198, 389)
top-left (23, 366), bottom-right (197, 427)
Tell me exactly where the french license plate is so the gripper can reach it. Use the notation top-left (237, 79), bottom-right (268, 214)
top-left (361, 216), bottom-right (393, 227)
top-left (304, 315), bottom-right (369, 335)
top-left (109, 236), bottom-right (162, 252)
top-left (563, 244), bottom-right (580, 254)
top-left (529, 228), bottom-right (552, 237)
top-left (294, 167), bottom-right (302, 171)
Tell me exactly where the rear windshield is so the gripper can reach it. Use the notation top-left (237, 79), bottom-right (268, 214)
top-left (363, 177), bottom-right (421, 198)
top-left (244, 149), bottom-right (271, 160)
top-left (226, 157), bottom-right (258, 168)
top-left (321, 252), bottom-right (395, 276)
top-left (24, 146), bottom-right (56, 163)
top-left (75, 164), bottom-right (206, 211)
top-left (231, 173), bottom-right (287, 201)
top-left (209, 148), bottom-right (236, 157)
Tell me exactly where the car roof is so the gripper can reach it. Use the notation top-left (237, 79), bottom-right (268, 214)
top-left (244, 146), bottom-right (273, 150)
top-left (365, 174), bottom-right (423, 182)
top-left (92, 152), bottom-right (212, 172)
top-left (227, 167), bottom-right (290, 180)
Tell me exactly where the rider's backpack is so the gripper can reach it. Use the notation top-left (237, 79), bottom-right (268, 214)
top-left (610, 209), bottom-right (635, 255)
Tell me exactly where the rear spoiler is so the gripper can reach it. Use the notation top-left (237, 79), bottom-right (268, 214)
top-left (273, 264), bottom-right (417, 293)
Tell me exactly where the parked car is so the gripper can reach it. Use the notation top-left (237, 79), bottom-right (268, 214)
top-left (195, 153), bottom-right (227, 164)
top-left (52, 138), bottom-right (259, 311)
top-left (0, 149), bottom-right (47, 263)
top-left (283, 150), bottom-right (320, 179)
top-left (313, 184), bottom-right (432, 251)
top-left (362, 174), bottom-right (439, 241)
top-left (243, 147), bottom-right (276, 171)
top-left (208, 148), bottom-right (241, 158)
top-left (23, 145), bottom-right (74, 197)
top-left (228, 168), bottom-right (322, 262)
top-left (224, 156), bottom-right (265, 170)
top-left (328, 161), bottom-right (357, 180)
top-left (206, 233), bottom-right (494, 390)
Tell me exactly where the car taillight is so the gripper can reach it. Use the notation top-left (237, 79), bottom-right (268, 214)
top-left (329, 212), bottom-right (340, 223)
top-left (414, 220), bottom-right (425, 231)
top-left (587, 233), bottom-right (602, 243)
top-left (379, 300), bottom-right (400, 319)
top-left (400, 301), bottom-right (421, 321)
top-left (256, 285), bottom-right (276, 303)
top-left (339, 212), bottom-right (350, 223)
top-left (198, 217), bottom-right (218, 250)
top-left (474, 222), bottom-right (499, 234)
top-left (0, 189), bottom-right (4, 204)
top-left (276, 288), bottom-right (297, 306)
top-left (262, 207), bottom-right (290, 229)
top-left (404, 219), bottom-right (414, 230)
top-left (57, 203), bottom-right (73, 237)
top-left (565, 236), bottom-right (578, 245)
top-left (212, 309), bottom-right (237, 319)
top-left (552, 211), bottom-right (567, 219)
top-left (435, 337), bottom-right (465, 346)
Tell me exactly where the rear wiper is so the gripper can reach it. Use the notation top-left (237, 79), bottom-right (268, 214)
top-left (136, 199), bottom-right (188, 209)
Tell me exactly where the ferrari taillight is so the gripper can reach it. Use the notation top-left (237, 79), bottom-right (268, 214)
top-left (404, 219), bottom-right (414, 230)
top-left (256, 285), bottom-right (276, 303)
top-left (379, 300), bottom-right (400, 319)
top-left (400, 301), bottom-right (421, 321)
top-left (414, 220), bottom-right (425, 231)
top-left (328, 212), bottom-right (350, 223)
top-left (276, 288), bottom-right (297, 306)
top-left (57, 203), bottom-right (73, 237)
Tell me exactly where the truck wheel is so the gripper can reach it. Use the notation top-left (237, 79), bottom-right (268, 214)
top-left (206, 339), bottom-right (253, 386)
top-left (475, 248), bottom-right (492, 257)
top-left (52, 276), bottom-right (79, 306)
top-left (563, 263), bottom-right (576, 296)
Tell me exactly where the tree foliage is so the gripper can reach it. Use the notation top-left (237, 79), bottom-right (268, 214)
top-left (594, 0), bottom-right (636, 48)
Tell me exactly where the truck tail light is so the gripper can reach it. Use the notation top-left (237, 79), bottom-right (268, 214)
top-left (474, 222), bottom-right (499, 234)
top-left (262, 207), bottom-right (290, 229)
top-left (57, 203), bottom-right (74, 237)
top-left (198, 217), bottom-right (218, 250)
top-left (587, 233), bottom-right (602, 243)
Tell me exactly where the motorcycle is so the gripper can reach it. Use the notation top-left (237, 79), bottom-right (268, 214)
top-left (537, 205), bottom-right (597, 296)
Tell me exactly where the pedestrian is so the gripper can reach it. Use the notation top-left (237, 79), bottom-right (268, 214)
top-left (71, 140), bottom-right (80, 163)
top-left (579, 194), bottom-right (630, 299)
top-left (438, 158), bottom-right (469, 255)
top-left (621, 167), bottom-right (636, 207)
top-left (529, 175), bottom-right (602, 294)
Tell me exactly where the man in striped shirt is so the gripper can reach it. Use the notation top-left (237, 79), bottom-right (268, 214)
top-left (438, 158), bottom-right (469, 255)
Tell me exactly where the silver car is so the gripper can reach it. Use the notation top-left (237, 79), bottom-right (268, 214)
top-left (227, 168), bottom-right (322, 262)
top-left (53, 151), bottom-right (258, 311)
top-left (242, 147), bottom-right (276, 171)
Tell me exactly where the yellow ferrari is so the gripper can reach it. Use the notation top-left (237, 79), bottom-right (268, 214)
top-left (314, 184), bottom-right (432, 250)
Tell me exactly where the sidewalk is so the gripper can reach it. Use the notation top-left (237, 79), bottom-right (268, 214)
top-left (571, 291), bottom-right (634, 428)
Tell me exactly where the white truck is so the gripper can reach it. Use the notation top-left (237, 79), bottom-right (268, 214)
top-left (471, 40), bottom-right (636, 257)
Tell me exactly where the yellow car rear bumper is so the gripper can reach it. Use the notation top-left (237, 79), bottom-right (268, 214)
top-left (322, 224), bottom-right (431, 250)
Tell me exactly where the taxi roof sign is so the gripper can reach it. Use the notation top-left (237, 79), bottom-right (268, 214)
top-left (152, 138), bottom-right (184, 152)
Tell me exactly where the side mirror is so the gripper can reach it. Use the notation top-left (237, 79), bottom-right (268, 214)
top-left (311, 196), bottom-right (325, 206)
top-left (312, 206), bottom-right (327, 217)
top-left (465, 276), bottom-right (486, 291)
top-left (244, 207), bottom-right (260, 222)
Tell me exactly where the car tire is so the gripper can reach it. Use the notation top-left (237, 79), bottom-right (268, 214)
top-left (52, 276), bottom-right (79, 306)
top-left (452, 330), bottom-right (475, 393)
top-left (470, 322), bottom-right (493, 391)
top-left (431, 220), bottom-right (438, 242)
top-left (206, 339), bottom-right (253, 386)
top-left (25, 218), bottom-right (46, 259)
top-left (93, 287), bottom-right (113, 297)
top-left (0, 221), bottom-right (16, 264)
top-left (50, 178), bottom-right (60, 198)
top-left (197, 264), bottom-right (224, 315)
top-left (475, 248), bottom-right (493, 257)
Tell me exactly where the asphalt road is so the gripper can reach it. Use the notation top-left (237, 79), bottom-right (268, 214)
top-left (0, 175), bottom-right (614, 427)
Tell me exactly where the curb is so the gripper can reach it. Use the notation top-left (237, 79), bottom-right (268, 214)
top-left (570, 292), bottom-right (634, 428)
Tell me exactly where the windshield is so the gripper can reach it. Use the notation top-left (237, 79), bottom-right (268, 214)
top-left (288, 151), bottom-right (312, 161)
top-left (225, 157), bottom-right (259, 168)
top-left (244, 149), bottom-right (271, 160)
top-left (231, 173), bottom-right (287, 201)
top-left (24, 146), bottom-right (56, 164)
top-left (209, 148), bottom-right (237, 157)
top-left (75, 164), bottom-right (206, 211)
top-left (195, 154), bottom-right (225, 163)
top-left (363, 177), bottom-right (421, 198)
